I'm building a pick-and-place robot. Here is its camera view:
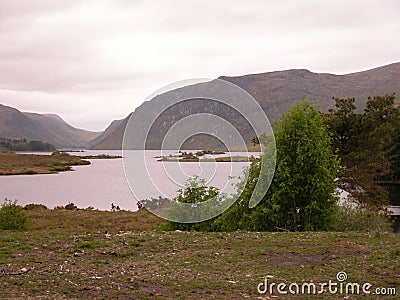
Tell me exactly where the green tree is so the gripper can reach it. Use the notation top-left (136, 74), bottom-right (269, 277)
top-left (362, 94), bottom-right (398, 178)
top-left (355, 94), bottom-right (398, 206)
top-left (388, 121), bottom-right (400, 181)
top-left (268, 101), bottom-right (339, 231)
top-left (216, 101), bottom-right (339, 232)
top-left (324, 97), bottom-right (359, 156)
top-left (324, 94), bottom-right (399, 209)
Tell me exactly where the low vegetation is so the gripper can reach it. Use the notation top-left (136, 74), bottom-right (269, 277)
top-left (24, 205), bottom-right (162, 233)
top-left (0, 199), bottom-right (30, 231)
top-left (0, 204), bottom-right (398, 299)
top-left (0, 152), bottom-right (90, 175)
top-left (333, 205), bottom-right (394, 233)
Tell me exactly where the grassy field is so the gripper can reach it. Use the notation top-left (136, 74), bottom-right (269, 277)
top-left (0, 208), bottom-right (398, 299)
top-left (0, 153), bottom-right (90, 175)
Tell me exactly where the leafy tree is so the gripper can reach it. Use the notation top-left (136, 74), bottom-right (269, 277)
top-left (364, 93), bottom-right (397, 123)
top-left (355, 94), bottom-right (398, 206)
top-left (388, 121), bottom-right (400, 181)
top-left (216, 101), bottom-right (339, 231)
top-left (325, 94), bottom-right (399, 208)
top-left (324, 97), bottom-right (359, 156)
top-left (362, 94), bottom-right (397, 176)
top-left (266, 101), bottom-right (339, 231)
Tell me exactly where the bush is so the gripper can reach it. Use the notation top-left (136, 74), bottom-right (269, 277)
top-left (0, 199), bottom-right (30, 230)
top-left (161, 176), bottom-right (221, 231)
top-left (65, 202), bottom-right (77, 210)
top-left (51, 151), bottom-right (70, 157)
top-left (24, 203), bottom-right (48, 210)
top-left (333, 205), bottom-right (393, 233)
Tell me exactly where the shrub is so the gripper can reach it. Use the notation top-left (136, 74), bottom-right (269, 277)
top-left (161, 176), bottom-right (221, 231)
top-left (0, 199), bottom-right (30, 230)
top-left (52, 151), bottom-right (70, 157)
top-left (24, 203), bottom-right (48, 210)
top-left (333, 205), bottom-right (393, 233)
top-left (65, 202), bottom-right (77, 210)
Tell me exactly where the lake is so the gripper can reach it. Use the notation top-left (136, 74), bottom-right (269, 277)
top-left (0, 150), bottom-right (251, 211)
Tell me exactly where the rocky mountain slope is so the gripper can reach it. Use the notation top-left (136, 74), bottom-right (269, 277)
top-left (90, 63), bottom-right (400, 150)
top-left (0, 104), bottom-right (100, 148)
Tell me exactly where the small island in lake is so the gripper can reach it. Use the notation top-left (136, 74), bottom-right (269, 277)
top-left (157, 150), bottom-right (257, 162)
top-left (78, 154), bottom-right (122, 159)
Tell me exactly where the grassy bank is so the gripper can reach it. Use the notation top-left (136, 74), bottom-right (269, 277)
top-left (0, 208), bottom-right (398, 299)
top-left (0, 153), bottom-right (90, 175)
top-left (25, 207), bottom-right (162, 233)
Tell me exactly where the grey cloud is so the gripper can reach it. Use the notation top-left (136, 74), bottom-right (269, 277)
top-left (0, 0), bottom-right (398, 130)
top-left (0, 0), bottom-right (83, 29)
top-left (152, 0), bottom-right (400, 37)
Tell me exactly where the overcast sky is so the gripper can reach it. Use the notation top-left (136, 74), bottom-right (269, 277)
top-left (0, 0), bottom-right (399, 131)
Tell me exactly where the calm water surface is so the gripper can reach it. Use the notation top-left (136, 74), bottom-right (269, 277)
top-left (0, 150), bottom-right (251, 211)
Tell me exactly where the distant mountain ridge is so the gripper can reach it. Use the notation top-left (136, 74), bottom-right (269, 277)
top-left (0, 104), bottom-right (100, 148)
top-left (87, 115), bottom-right (130, 150)
top-left (90, 62), bottom-right (400, 150)
top-left (2, 63), bottom-right (399, 150)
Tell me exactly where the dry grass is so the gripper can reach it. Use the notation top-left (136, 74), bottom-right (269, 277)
top-left (0, 208), bottom-right (399, 299)
top-left (26, 208), bottom-right (164, 233)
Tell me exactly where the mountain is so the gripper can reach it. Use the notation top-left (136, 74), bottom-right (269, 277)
top-left (219, 62), bottom-right (400, 119)
top-left (90, 62), bottom-right (400, 150)
top-left (0, 104), bottom-right (100, 148)
top-left (88, 115), bottom-right (130, 150)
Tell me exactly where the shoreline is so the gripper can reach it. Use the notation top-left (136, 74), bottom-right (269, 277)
top-left (0, 152), bottom-right (90, 176)
top-left (0, 152), bottom-right (122, 176)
